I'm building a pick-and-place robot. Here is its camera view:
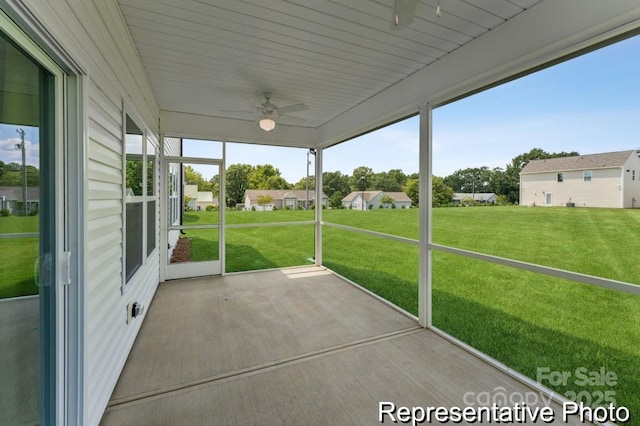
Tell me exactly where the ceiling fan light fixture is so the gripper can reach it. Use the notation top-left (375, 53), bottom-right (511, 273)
top-left (259, 117), bottom-right (276, 131)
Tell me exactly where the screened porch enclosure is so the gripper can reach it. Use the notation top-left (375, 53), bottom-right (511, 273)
top-left (2, 1), bottom-right (640, 424)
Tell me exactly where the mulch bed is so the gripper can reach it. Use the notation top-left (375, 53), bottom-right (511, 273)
top-left (170, 237), bottom-right (192, 263)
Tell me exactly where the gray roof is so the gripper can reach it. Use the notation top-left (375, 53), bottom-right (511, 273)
top-left (342, 191), bottom-right (411, 203)
top-left (453, 192), bottom-right (497, 201)
top-left (520, 150), bottom-right (635, 174)
top-left (0, 186), bottom-right (40, 201)
top-left (245, 189), bottom-right (327, 202)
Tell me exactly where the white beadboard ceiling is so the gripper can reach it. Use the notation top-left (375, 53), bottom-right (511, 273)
top-left (116, 0), bottom-right (640, 147)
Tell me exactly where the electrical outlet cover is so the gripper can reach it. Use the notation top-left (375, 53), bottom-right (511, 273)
top-left (126, 300), bottom-right (133, 324)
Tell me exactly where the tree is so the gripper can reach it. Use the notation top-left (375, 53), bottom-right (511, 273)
top-left (293, 176), bottom-right (315, 190)
top-left (265, 175), bottom-right (292, 190)
top-left (184, 165), bottom-right (205, 188)
top-left (256, 194), bottom-right (273, 207)
top-left (226, 163), bottom-right (252, 207)
top-left (125, 159), bottom-right (144, 196)
top-left (209, 174), bottom-right (220, 196)
top-left (371, 172), bottom-right (403, 192)
top-left (387, 169), bottom-right (408, 188)
top-left (323, 171), bottom-right (350, 199)
top-left (0, 161), bottom-right (40, 187)
top-left (329, 191), bottom-right (344, 208)
top-left (404, 178), bottom-right (419, 207)
top-left (349, 166), bottom-right (374, 192)
top-left (249, 164), bottom-right (291, 189)
top-left (380, 194), bottom-right (395, 208)
top-left (443, 166), bottom-right (492, 194)
top-left (432, 176), bottom-right (454, 207)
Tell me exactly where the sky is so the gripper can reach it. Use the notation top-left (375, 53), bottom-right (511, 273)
top-left (2, 34), bottom-right (638, 184)
top-left (0, 125), bottom-right (40, 167)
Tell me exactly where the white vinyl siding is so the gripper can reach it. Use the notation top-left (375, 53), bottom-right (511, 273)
top-left (521, 168), bottom-right (622, 208)
top-left (17, 1), bottom-right (161, 424)
top-left (621, 155), bottom-right (640, 208)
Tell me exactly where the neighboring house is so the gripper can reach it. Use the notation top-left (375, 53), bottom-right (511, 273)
top-left (452, 192), bottom-right (497, 204)
top-left (0, 186), bottom-right (40, 214)
top-left (244, 189), bottom-right (328, 211)
top-left (520, 150), bottom-right (640, 208)
top-left (184, 185), bottom-right (218, 211)
top-left (342, 191), bottom-right (412, 210)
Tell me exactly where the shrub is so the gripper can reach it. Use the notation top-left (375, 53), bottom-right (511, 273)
top-left (205, 205), bottom-right (215, 211)
top-left (379, 204), bottom-right (384, 209)
top-left (29, 209), bottom-right (39, 216)
top-left (391, 203), bottom-right (396, 209)
top-left (0, 208), bottom-right (10, 217)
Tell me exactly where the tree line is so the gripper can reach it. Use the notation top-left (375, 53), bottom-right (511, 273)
top-left (172, 147), bottom-right (582, 208)
top-left (441, 148), bottom-right (579, 205)
top-left (0, 160), bottom-right (39, 187)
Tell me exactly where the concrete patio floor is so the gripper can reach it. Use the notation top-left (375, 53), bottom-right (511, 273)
top-left (101, 266), bottom-right (585, 425)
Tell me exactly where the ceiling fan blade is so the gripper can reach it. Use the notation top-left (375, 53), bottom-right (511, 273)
top-left (278, 103), bottom-right (308, 114)
top-left (280, 115), bottom-right (306, 124)
top-left (390, 0), bottom-right (417, 30)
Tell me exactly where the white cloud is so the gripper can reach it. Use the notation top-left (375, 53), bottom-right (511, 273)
top-left (0, 136), bottom-right (39, 167)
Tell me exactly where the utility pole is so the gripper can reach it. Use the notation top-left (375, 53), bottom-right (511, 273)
top-left (306, 149), bottom-right (316, 210)
top-left (15, 129), bottom-right (28, 216)
top-left (306, 150), bottom-right (310, 210)
top-left (361, 175), bottom-right (365, 211)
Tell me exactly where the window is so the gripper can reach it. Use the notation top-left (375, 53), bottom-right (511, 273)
top-left (124, 116), bottom-right (159, 285)
top-left (146, 138), bottom-right (157, 256)
top-left (583, 170), bottom-right (592, 182)
top-left (557, 172), bottom-right (564, 182)
top-left (125, 115), bottom-right (144, 283)
top-left (633, 170), bottom-right (636, 181)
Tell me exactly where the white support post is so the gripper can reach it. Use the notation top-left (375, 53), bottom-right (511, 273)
top-left (314, 148), bottom-right (323, 266)
top-left (418, 103), bottom-right (433, 328)
top-left (221, 141), bottom-right (226, 275)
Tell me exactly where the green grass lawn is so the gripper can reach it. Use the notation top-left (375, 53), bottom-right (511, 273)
top-left (0, 215), bottom-right (39, 234)
top-left (226, 207), bottom-right (640, 416)
top-left (0, 216), bottom-right (39, 298)
top-left (3, 207), bottom-right (638, 415)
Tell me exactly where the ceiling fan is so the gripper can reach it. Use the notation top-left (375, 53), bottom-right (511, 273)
top-left (255, 92), bottom-right (308, 132)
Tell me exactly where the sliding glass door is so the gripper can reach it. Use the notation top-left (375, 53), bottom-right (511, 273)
top-left (0, 29), bottom-right (58, 425)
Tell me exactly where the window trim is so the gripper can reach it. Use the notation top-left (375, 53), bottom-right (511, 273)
top-left (122, 107), bottom-right (158, 291)
top-left (557, 172), bottom-right (564, 182)
top-left (583, 170), bottom-right (593, 182)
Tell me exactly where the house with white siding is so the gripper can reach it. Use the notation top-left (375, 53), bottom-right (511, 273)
top-left (184, 184), bottom-right (218, 211)
top-left (0, 185), bottom-right (39, 214)
top-left (342, 191), bottom-right (412, 210)
top-left (2, 1), bottom-right (639, 425)
top-left (452, 192), bottom-right (497, 205)
top-left (244, 189), bottom-right (328, 210)
top-left (520, 150), bottom-right (640, 208)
